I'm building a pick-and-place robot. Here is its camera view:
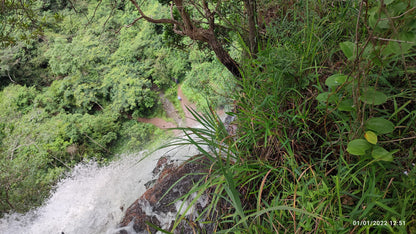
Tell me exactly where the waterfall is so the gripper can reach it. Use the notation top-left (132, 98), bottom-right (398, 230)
top-left (0, 143), bottom-right (201, 234)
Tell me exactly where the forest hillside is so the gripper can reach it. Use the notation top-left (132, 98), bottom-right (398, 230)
top-left (1, 0), bottom-right (415, 232)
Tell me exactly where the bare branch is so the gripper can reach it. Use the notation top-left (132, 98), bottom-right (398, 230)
top-left (7, 71), bottom-right (17, 84)
top-left (86, 0), bottom-right (103, 27)
top-left (67, 0), bottom-right (79, 13)
top-left (173, 0), bottom-right (195, 33)
top-left (188, 0), bottom-right (206, 19)
top-left (129, 0), bottom-right (179, 25)
top-left (380, 6), bottom-right (416, 21)
top-left (83, 133), bottom-right (111, 153)
top-left (170, 2), bottom-right (174, 20)
top-left (202, 0), bottom-right (214, 28)
top-left (50, 154), bottom-right (71, 170)
top-left (127, 0), bottom-right (242, 78)
top-left (99, 0), bottom-right (118, 36)
top-left (115, 16), bottom-right (144, 33)
top-left (373, 36), bottom-right (415, 44)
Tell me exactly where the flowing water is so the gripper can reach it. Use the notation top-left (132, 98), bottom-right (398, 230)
top-left (0, 143), bottom-right (201, 234)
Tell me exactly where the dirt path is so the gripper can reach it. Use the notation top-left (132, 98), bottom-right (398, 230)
top-left (177, 84), bottom-right (199, 127)
top-left (136, 85), bottom-right (203, 135)
top-left (178, 85), bottom-right (227, 124)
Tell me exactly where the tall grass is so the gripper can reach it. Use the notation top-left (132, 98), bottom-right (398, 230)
top-left (161, 105), bottom-right (415, 233)
top-left (156, 0), bottom-right (415, 233)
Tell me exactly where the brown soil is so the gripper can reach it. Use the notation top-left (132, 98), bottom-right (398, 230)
top-left (177, 84), bottom-right (199, 127)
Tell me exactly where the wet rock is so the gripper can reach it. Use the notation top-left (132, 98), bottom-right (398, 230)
top-left (152, 156), bottom-right (175, 176)
top-left (224, 114), bottom-right (237, 136)
top-left (117, 156), bottom-right (215, 234)
top-left (144, 179), bottom-right (156, 190)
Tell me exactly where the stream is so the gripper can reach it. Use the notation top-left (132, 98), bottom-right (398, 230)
top-left (0, 85), bottom-right (223, 233)
top-left (0, 145), bottom-right (200, 234)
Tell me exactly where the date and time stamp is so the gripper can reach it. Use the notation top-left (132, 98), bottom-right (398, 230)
top-left (353, 220), bottom-right (406, 226)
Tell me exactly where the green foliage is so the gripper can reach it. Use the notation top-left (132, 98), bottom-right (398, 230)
top-left (0, 0), bottom-right (192, 215)
top-left (1, 0), bottom-right (415, 232)
top-left (163, 103), bottom-right (414, 233)
top-left (105, 68), bottom-right (157, 117)
top-left (0, 0), bottom-right (44, 47)
top-left (0, 40), bottom-right (51, 87)
top-left (159, 106), bottom-right (243, 231)
top-left (165, 0), bottom-right (415, 233)
top-left (114, 120), bottom-right (157, 153)
top-left (346, 116), bottom-right (397, 162)
top-left (340, 41), bottom-right (356, 61)
top-left (182, 49), bottom-right (235, 109)
top-left (0, 84), bottom-right (124, 214)
top-left (316, 0), bottom-right (415, 165)
top-left (347, 139), bottom-right (372, 156)
top-left (366, 117), bottom-right (395, 135)
top-left (0, 85), bottom-right (38, 115)
top-left (46, 34), bottom-right (110, 76)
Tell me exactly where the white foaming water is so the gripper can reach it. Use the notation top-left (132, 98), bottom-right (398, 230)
top-left (0, 143), bottom-right (201, 234)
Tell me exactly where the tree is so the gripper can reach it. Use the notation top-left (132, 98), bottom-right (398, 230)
top-left (127, 0), bottom-right (261, 79)
top-left (2, 0), bottom-right (262, 79)
top-left (0, 0), bottom-right (42, 48)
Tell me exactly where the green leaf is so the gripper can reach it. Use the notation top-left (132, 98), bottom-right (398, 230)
top-left (362, 44), bottom-right (374, 60)
top-left (383, 32), bottom-right (416, 57)
top-left (365, 117), bottom-right (395, 134)
top-left (371, 146), bottom-right (394, 162)
top-left (374, 201), bottom-right (400, 216)
top-left (360, 87), bottom-right (387, 105)
top-left (364, 131), bottom-right (378, 144)
top-left (347, 139), bottom-right (372, 156)
top-left (338, 99), bottom-right (355, 112)
top-left (390, 2), bottom-right (408, 15)
top-left (382, 41), bottom-right (399, 58)
top-left (316, 92), bottom-right (337, 104)
top-left (368, 8), bottom-right (378, 29)
top-left (340, 41), bottom-right (356, 61)
top-left (377, 13), bottom-right (390, 29)
top-left (397, 32), bottom-right (416, 53)
top-left (325, 74), bottom-right (348, 89)
top-left (368, 7), bottom-right (389, 30)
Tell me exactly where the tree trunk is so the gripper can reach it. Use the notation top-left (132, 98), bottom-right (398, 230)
top-left (129, 0), bottom-right (243, 79)
top-left (208, 36), bottom-right (242, 79)
top-left (173, 0), bottom-right (242, 79)
top-left (244, 0), bottom-right (258, 57)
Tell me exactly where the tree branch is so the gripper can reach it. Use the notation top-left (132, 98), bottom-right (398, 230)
top-left (128, 0), bottom-right (242, 79)
top-left (7, 70), bottom-right (17, 84)
top-left (115, 16), bottom-right (144, 33)
top-left (129, 0), bottom-right (179, 25)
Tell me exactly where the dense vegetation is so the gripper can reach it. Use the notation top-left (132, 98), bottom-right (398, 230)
top-left (1, 0), bottom-right (415, 233)
top-left (0, 0), bottom-right (232, 215)
top-left (163, 0), bottom-right (416, 233)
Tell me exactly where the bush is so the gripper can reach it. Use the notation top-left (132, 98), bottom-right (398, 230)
top-left (114, 120), bottom-right (157, 153)
top-left (183, 57), bottom-right (235, 108)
